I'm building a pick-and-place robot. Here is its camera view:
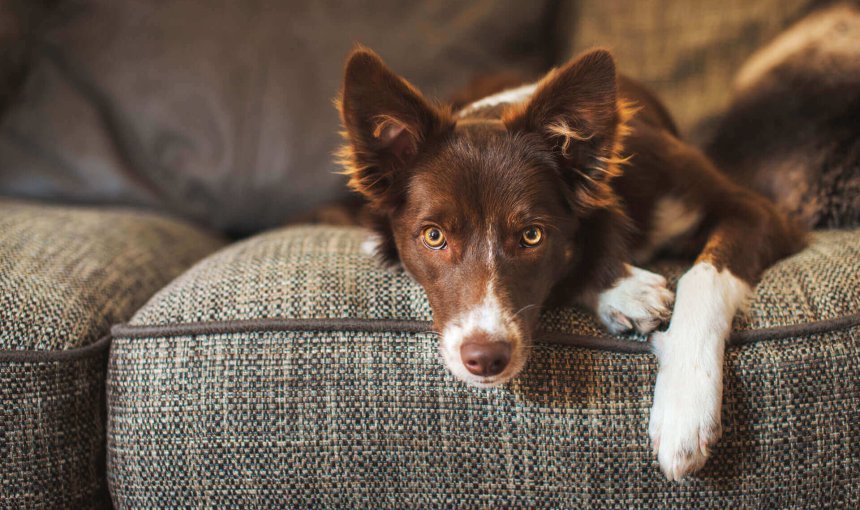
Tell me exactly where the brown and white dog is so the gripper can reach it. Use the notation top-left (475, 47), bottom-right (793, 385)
top-left (337, 47), bottom-right (805, 480)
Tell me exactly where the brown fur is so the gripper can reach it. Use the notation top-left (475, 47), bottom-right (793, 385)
top-left (336, 46), bottom-right (805, 383)
top-left (338, 47), bottom-right (803, 302)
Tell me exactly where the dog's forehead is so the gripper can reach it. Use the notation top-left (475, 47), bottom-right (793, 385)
top-left (409, 128), bottom-right (561, 220)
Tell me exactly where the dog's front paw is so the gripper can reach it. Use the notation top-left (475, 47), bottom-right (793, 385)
top-left (598, 266), bottom-right (674, 335)
top-left (648, 331), bottom-right (722, 482)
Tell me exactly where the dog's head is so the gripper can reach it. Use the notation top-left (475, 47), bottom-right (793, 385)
top-left (338, 47), bottom-right (630, 387)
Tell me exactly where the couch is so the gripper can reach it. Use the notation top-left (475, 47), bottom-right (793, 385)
top-left (1, 1), bottom-right (858, 508)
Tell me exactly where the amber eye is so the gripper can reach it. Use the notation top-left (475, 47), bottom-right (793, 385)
top-left (422, 226), bottom-right (447, 249)
top-left (520, 226), bottom-right (543, 247)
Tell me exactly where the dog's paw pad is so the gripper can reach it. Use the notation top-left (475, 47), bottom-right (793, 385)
top-left (598, 266), bottom-right (674, 335)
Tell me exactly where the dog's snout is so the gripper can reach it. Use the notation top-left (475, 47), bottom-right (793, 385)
top-left (460, 336), bottom-right (512, 377)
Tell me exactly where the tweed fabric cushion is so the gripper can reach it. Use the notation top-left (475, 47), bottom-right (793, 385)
top-left (131, 226), bottom-right (860, 337)
top-left (108, 330), bottom-right (860, 508)
top-left (0, 199), bottom-right (224, 509)
top-left (0, 199), bottom-right (225, 350)
top-left (109, 225), bottom-right (860, 507)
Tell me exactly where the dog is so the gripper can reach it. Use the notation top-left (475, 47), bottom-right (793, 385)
top-left (336, 46), bottom-right (805, 480)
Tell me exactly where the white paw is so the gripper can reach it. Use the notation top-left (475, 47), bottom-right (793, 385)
top-left (598, 265), bottom-right (674, 334)
top-left (648, 330), bottom-right (723, 482)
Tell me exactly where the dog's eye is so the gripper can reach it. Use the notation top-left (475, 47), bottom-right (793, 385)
top-left (520, 226), bottom-right (543, 247)
top-left (422, 226), bottom-right (447, 249)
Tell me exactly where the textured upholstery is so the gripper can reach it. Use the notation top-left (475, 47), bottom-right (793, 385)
top-left (130, 226), bottom-right (860, 334)
top-left (562, 0), bottom-right (817, 136)
top-left (2, 349), bottom-right (112, 510)
top-left (0, 199), bottom-right (224, 509)
top-left (108, 226), bottom-right (860, 508)
top-left (0, 199), bottom-right (224, 351)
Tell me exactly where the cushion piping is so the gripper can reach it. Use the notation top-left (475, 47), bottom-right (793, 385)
top-left (110, 312), bottom-right (860, 354)
top-left (0, 334), bottom-right (112, 362)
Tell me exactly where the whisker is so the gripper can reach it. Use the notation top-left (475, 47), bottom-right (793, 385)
top-left (513, 303), bottom-right (540, 318)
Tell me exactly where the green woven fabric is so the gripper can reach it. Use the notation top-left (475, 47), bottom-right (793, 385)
top-left (109, 225), bottom-right (860, 507)
top-left (131, 226), bottom-right (860, 335)
top-left (0, 199), bottom-right (224, 509)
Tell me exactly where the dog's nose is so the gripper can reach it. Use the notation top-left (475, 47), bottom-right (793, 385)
top-left (460, 338), bottom-right (511, 377)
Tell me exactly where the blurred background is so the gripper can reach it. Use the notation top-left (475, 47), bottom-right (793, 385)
top-left (0, 0), bottom-right (833, 236)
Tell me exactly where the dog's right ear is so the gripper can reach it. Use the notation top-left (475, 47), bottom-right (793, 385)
top-left (338, 48), bottom-right (451, 211)
top-left (504, 49), bottom-right (631, 211)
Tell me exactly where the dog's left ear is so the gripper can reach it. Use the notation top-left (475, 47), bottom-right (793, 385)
top-left (505, 49), bottom-right (623, 188)
top-left (338, 47), bottom-right (452, 211)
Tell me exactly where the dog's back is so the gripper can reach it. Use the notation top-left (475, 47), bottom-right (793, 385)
top-left (706, 2), bottom-right (860, 228)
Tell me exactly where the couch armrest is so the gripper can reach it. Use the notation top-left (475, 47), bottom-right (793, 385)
top-left (1, 199), bottom-right (224, 509)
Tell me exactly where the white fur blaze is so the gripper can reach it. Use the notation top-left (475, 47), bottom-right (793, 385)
top-left (648, 262), bottom-right (751, 481)
top-left (360, 235), bottom-right (381, 256)
top-left (440, 281), bottom-right (524, 387)
top-left (597, 265), bottom-right (675, 335)
top-left (457, 83), bottom-right (538, 116)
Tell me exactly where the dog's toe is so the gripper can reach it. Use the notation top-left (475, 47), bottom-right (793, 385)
top-left (598, 266), bottom-right (675, 335)
top-left (655, 422), bottom-right (720, 482)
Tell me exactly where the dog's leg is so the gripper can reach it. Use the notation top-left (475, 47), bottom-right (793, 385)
top-left (648, 255), bottom-right (748, 481)
top-left (648, 194), bottom-right (804, 481)
top-left (594, 264), bottom-right (674, 335)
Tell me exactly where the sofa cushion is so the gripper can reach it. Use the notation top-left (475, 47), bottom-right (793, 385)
top-left (108, 225), bottom-right (860, 507)
top-left (128, 226), bottom-right (860, 337)
top-left (0, 199), bottom-right (224, 351)
top-left (0, 0), bottom-right (552, 235)
top-left (0, 1), bottom-right (56, 114)
top-left (0, 199), bottom-right (224, 509)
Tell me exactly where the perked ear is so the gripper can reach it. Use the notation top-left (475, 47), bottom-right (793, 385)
top-left (338, 47), bottom-right (452, 211)
top-left (504, 49), bottom-right (632, 208)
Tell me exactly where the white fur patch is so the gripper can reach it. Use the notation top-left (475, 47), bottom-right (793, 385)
top-left (457, 83), bottom-right (538, 117)
top-left (597, 265), bottom-right (674, 335)
top-left (634, 197), bottom-right (702, 263)
top-left (648, 262), bottom-right (751, 481)
top-left (360, 235), bottom-right (381, 256)
top-left (440, 281), bottom-right (523, 387)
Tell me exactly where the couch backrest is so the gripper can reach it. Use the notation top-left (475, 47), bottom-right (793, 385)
top-left (0, 0), bottom-right (553, 235)
top-left (0, 0), bottom-right (823, 234)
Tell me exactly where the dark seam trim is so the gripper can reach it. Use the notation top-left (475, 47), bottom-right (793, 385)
top-left (112, 319), bottom-right (436, 338)
top-left (730, 313), bottom-right (860, 345)
top-left (110, 312), bottom-right (860, 354)
top-left (0, 334), bottom-right (112, 363)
